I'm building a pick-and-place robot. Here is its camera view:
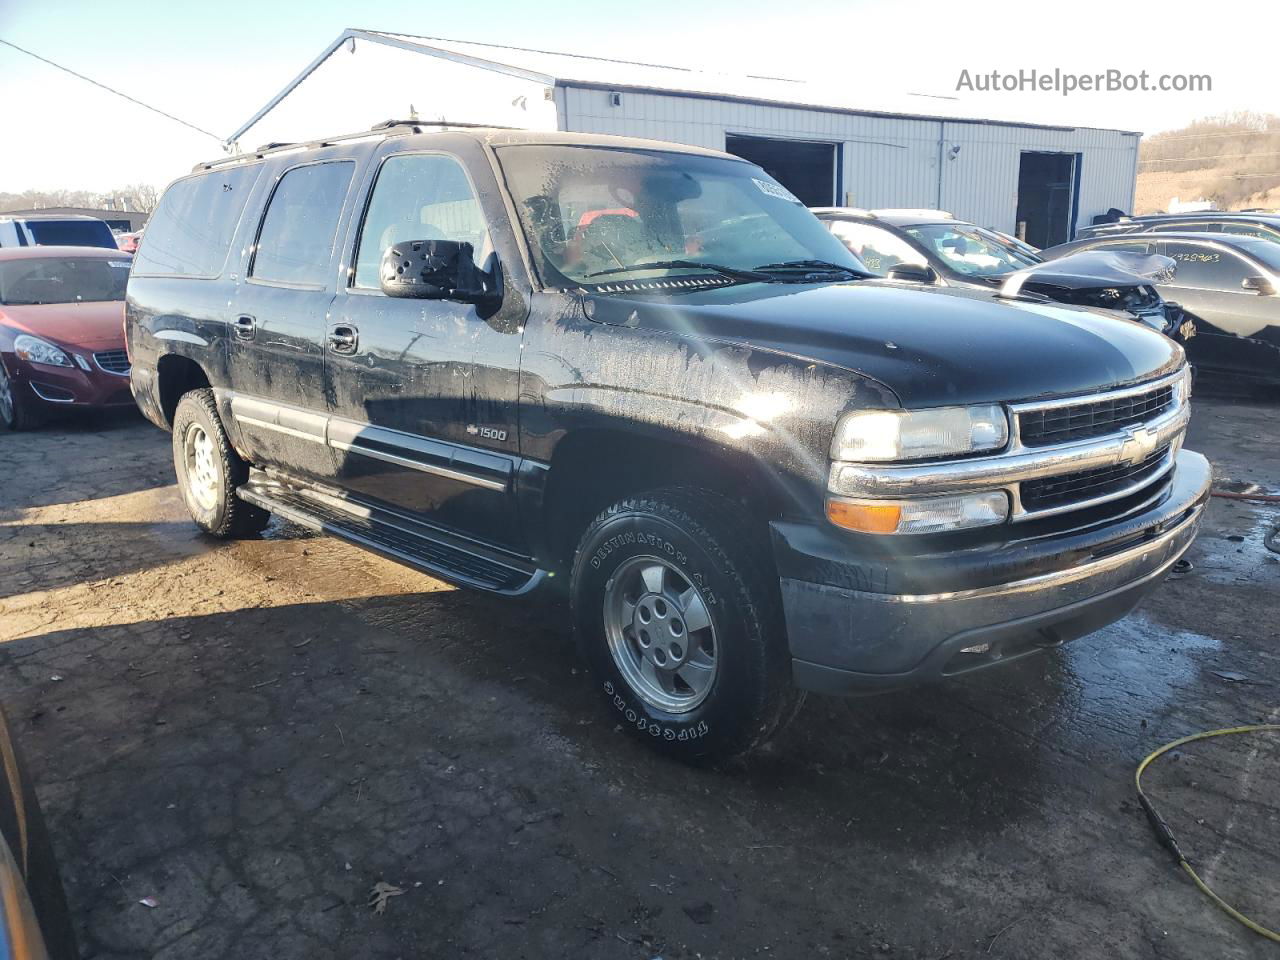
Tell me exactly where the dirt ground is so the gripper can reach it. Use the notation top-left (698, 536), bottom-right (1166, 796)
top-left (1, 390), bottom-right (1278, 960)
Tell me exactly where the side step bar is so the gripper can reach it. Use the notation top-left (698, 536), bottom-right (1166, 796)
top-left (238, 475), bottom-right (546, 595)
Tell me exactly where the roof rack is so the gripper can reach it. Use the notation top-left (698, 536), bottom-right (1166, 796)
top-left (197, 119), bottom-right (517, 172)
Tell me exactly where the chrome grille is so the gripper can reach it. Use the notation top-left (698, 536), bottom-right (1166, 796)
top-left (94, 349), bottom-right (131, 376)
top-left (1018, 384), bottom-right (1174, 447)
top-left (1021, 445), bottom-right (1170, 511)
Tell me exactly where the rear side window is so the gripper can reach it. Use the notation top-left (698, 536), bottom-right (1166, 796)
top-left (133, 165), bottom-right (260, 277)
top-left (24, 220), bottom-right (117, 248)
top-left (352, 153), bottom-right (491, 290)
top-left (250, 161), bottom-right (355, 287)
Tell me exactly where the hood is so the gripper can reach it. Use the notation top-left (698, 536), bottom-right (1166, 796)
top-left (0, 301), bottom-right (126, 350)
top-left (1003, 251), bottom-right (1176, 295)
top-left (584, 280), bottom-right (1182, 408)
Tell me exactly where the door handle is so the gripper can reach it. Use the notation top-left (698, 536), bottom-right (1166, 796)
top-left (233, 314), bottom-right (256, 341)
top-left (328, 324), bottom-right (359, 355)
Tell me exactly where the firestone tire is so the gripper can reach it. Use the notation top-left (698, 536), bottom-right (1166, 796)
top-left (171, 388), bottom-right (269, 539)
top-left (571, 486), bottom-right (802, 764)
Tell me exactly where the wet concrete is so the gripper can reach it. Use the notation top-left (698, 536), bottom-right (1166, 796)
top-left (0, 396), bottom-right (1277, 959)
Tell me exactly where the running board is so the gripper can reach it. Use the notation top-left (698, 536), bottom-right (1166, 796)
top-left (237, 476), bottom-right (545, 595)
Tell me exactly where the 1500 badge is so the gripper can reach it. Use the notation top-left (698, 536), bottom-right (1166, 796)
top-left (466, 424), bottom-right (508, 441)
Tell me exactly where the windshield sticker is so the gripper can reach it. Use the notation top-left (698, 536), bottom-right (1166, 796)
top-left (753, 178), bottom-right (802, 204)
top-left (108, 261), bottom-right (132, 268)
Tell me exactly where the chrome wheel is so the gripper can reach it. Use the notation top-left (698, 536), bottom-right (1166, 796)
top-left (603, 555), bottom-right (718, 713)
top-left (0, 365), bottom-right (13, 426)
top-left (183, 422), bottom-right (219, 512)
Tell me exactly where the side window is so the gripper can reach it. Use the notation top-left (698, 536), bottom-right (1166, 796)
top-left (826, 221), bottom-right (925, 276)
top-left (132, 165), bottom-right (260, 277)
top-left (1162, 242), bottom-right (1249, 290)
top-left (353, 154), bottom-right (491, 290)
top-left (1220, 222), bottom-right (1280, 242)
top-left (1096, 240), bottom-right (1155, 254)
top-left (1150, 221), bottom-right (1219, 233)
top-left (250, 161), bottom-right (354, 287)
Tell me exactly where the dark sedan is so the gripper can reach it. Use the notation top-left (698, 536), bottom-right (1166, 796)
top-left (1043, 231), bottom-right (1280, 384)
top-left (1076, 211), bottom-right (1280, 244)
top-left (812, 208), bottom-right (1189, 340)
top-left (0, 247), bottom-right (135, 430)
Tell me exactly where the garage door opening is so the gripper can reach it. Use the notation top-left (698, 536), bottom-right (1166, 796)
top-left (1015, 152), bottom-right (1079, 248)
top-left (725, 134), bottom-right (837, 207)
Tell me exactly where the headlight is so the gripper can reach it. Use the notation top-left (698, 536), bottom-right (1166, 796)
top-left (830, 405), bottom-right (1008, 462)
top-left (14, 334), bottom-right (72, 368)
top-left (827, 491), bottom-right (1009, 534)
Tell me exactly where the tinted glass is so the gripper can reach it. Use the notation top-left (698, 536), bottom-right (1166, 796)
top-left (1163, 242), bottom-right (1249, 290)
top-left (1219, 221), bottom-right (1280, 242)
top-left (497, 145), bottom-right (859, 287)
top-left (251, 161), bottom-right (354, 286)
top-left (354, 154), bottom-right (491, 289)
top-left (1094, 240), bottom-right (1156, 253)
top-left (1150, 221), bottom-right (1220, 233)
top-left (25, 220), bottom-right (117, 248)
top-left (827, 221), bottom-right (925, 276)
top-left (0, 257), bottom-right (131, 305)
top-left (133, 165), bottom-right (260, 277)
top-left (1228, 238), bottom-right (1280, 273)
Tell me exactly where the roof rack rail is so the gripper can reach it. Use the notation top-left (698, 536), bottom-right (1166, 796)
top-left (197, 119), bottom-right (518, 172)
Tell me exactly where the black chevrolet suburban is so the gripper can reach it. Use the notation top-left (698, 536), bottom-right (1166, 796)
top-left (126, 123), bottom-right (1210, 761)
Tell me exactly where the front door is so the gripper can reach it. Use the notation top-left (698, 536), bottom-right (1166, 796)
top-left (225, 159), bottom-right (356, 479)
top-left (325, 150), bottom-right (526, 548)
top-left (1156, 239), bottom-right (1280, 376)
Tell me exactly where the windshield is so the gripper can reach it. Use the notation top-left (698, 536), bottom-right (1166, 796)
top-left (0, 256), bottom-right (131, 305)
top-left (902, 222), bottom-right (1040, 277)
top-left (24, 219), bottom-right (118, 249)
top-left (496, 145), bottom-right (862, 287)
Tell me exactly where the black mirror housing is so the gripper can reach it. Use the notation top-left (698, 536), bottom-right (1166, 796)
top-left (379, 239), bottom-right (499, 304)
top-left (1241, 275), bottom-right (1275, 295)
top-left (886, 263), bottom-right (936, 284)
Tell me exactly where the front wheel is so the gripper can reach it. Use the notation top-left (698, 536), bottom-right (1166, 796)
top-left (171, 388), bottom-right (270, 538)
top-left (571, 487), bottom-right (801, 763)
top-left (0, 361), bottom-right (42, 431)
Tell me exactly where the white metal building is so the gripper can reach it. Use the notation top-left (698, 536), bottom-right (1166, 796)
top-left (228, 30), bottom-right (1141, 247)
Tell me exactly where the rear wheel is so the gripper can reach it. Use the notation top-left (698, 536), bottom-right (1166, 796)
top-left (171, 388), bottom-right (269, 538)
top-left (571, 486), bottom-right (802, 763)
top-left (0, 361), bottom-right (42, 431)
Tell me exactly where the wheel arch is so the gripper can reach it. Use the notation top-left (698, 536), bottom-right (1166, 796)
top-left (155, 353), bottom-right (213, 428)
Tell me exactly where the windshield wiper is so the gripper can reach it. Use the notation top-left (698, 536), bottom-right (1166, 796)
top-left (753, 259), bottom-right (871, 279)
top-left (584, 260), bottom-right (772, 282)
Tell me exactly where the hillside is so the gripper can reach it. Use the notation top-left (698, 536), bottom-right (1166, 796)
top-left (1135, 112), bottom-right (1280, 213)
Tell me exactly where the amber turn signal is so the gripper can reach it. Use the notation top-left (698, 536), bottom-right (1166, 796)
top-left (826, 499), bottom-right (903, 534)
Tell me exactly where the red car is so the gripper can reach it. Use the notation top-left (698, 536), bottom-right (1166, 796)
top-left (0, 246), bottom-right (135, 430)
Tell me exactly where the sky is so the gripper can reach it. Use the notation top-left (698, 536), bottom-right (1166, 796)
top-left (1, 0), bottom-right (1274, 194)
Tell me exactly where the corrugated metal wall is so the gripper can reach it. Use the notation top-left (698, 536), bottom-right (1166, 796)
top-left (560, 86), bottom-right (1138, 236)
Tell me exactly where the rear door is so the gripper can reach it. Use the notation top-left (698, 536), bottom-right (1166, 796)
top-left (324, 147), bottom-right (526, 548)
top-left (224, 158), bottom-right (356, 480)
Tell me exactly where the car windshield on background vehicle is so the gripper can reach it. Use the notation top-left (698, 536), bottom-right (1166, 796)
top-left (901, 222), bottom-right (1040, 277)
top-left (496, 145), bottom-right (864, 287)
top-left (22, 219), bottom-right (118, 248)
top-left (0, 256), bottom-right (130, 305)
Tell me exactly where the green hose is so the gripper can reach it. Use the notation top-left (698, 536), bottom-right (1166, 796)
top-left (1136, 724), bottom-right (1280, 943)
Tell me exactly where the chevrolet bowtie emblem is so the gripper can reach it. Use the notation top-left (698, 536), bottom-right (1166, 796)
top-left (1119, 426), bottom-right (1159, 466)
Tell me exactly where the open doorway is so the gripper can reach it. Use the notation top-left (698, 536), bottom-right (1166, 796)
top-left (1015, 152), bottom-right (1079, 248)
top-left (725, 134), bottom-right (837, 207)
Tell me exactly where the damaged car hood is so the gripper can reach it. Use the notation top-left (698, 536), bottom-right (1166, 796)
top-left (584, 280), bottom-right (1183, 408)
top-left (1001, 251), bottom-right (1176, 297)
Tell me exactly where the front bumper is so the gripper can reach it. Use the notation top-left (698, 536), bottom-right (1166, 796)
top-left (3, 352), bottom-right (134, 408)
top-left (776, 449), bottom-right (1211, 695)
